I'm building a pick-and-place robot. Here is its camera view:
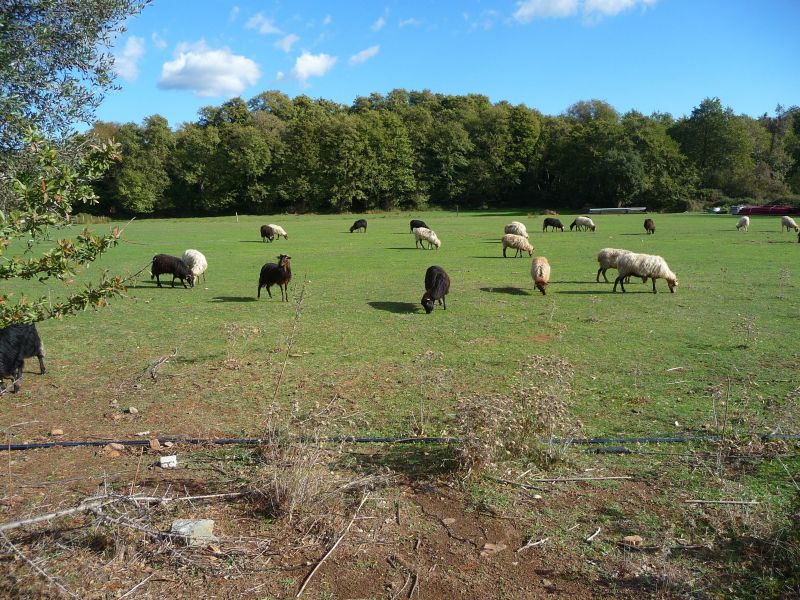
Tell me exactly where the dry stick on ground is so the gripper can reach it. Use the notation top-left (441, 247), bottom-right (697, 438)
top-left (296, 493), bottom-right (371, 597)
top-left (516, 537), bottom-right (549, 552)
top-left (147, 347), bottom-right (177, 381)
top-left (527, 476), bottom-right (632, 483)
top-left (684, 499), bottom-right (759, 505)
top-left (269, 278), bottom-right (307, 412)
top-left (586, 527), bottom-right (601, 543)
top-left (0, 529), bottom-right (79, 599)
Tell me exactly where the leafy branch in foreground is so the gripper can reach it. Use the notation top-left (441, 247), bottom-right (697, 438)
top-left (0, 130), bottom-right (126, 326)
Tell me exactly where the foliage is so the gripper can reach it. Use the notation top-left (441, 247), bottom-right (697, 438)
top-left (0, 131), bottom-right (126, 326)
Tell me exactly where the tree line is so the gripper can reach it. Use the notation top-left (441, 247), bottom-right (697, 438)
top-left (89, 91), bottom-right (800, 216)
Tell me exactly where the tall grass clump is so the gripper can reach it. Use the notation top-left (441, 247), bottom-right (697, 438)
top-left (456, 355), bottom-right (581, 472)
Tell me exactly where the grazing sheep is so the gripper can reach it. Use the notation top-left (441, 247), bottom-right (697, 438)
top-left (350, 219), bottom-right (367, 233)
top-left (413, 227), bottom-right (441, 249)
top-left (260, 224), bottom-right (275, 242)
top-left (644, 218), bottom-right (656, 234)
top-left (151, 254), bottom-right (194, 288)
top-left (409, 219), bottom-right (429, 233)
top-left (502, 233), bottom-right (534, 258)
top-left (0, 324), bottom-right (46, 393)
top-left (257, 254), bottom-right (292, 301)
top-left (504, 221), bottom-right (529, 238)
top-left (613, 252), bottom-right (678, 294)
top-left (570, 216), bottom-right (596, 232)
top-left (542, 217), bottom-right (564, 232)
top-left (736, 216), bottom-right (750, 232)
top-left (530, 257), bottom-right (551, 295)
top-left (268, 224), bottom-right (289, 240)
top-left (596, 248), bottom-right (646, 284)
top-left (781, 215), bottom-right (799, 232)
top-left (181, 249), bottom-right (208, 284)
top-left (421, 265), bottom-right (450, 313)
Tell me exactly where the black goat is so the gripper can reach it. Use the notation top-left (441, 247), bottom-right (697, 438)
top-left (644, 218), bottom-right (656, 234)
top-left (151, 254), bottom-right (194, 288)
top-left (409, 219), bottom-right (429, 233)
top-left (350, 219), bottom-right (368, 233)
top-left (421, 266), bottom-right (450, 314)
top-left (542, 217), bottom-right (564, 232)
top-left (0, 324), bottom-right (45, 393)
top-left (260, 224), bottom-right (275, 242)
top-left (258, 254), bottom-right (292, 301)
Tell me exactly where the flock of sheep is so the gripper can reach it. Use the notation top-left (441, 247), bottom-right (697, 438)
top-left (2, 211), bottom-right (798, 394)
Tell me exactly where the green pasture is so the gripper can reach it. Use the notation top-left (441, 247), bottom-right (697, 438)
top-left (4, 211), bottom-right (799, 441)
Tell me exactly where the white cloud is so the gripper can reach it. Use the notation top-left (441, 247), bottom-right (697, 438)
top-left (229, 6), bottom-right (240, 22)
top-left (275, 33), bottom-right (300, 53)
top-left (584, 0), bottom-right (657, 17)
top-left (158, 41), bottom-right (261, 97)
top-left (348, 45), bottom-right (380, 65)
top-left (322, 14), bottom-right (332, 25)
top-left (290, 51), bottom-right (337, 85)
top-left (372, 15), bottom-right (386, 31)
top-left (151, 32), bottom-right (167, 50)
top-left (513, 0), bottom-right (657, 23)
top-left (513, 0), bottom-right (579, 22)
top-left (275, 71), bottom-right (285, 81)
top-left (399, 18), bottom-right (421, 28)
top-left (246, 13), bottom-right (282, 34)
top-left (113, 36), bottom-right (145, 81)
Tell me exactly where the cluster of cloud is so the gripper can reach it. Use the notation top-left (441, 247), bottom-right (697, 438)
top-left (113, 36), bottom-right (145, 81)
top-left (157, 41), bottom-right (261, 97)
top-left (513, 0), bottom-right (657, 23)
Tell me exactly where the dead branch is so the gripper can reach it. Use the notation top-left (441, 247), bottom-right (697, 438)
top-left (684, 499), bottom-right (759, 505)
top-left (0, 496), bottom-right (114, 532)
top-left (528, 476), bottom-right (632, 483)
top-left (0, 529), bottom-right (79, 598)
top-left (118, 573), bottom-right (155, 600)
top-left (516, 537), bottom-right (549, 552)
top-left (296, 493), bottom-right (370, 597)
top-left (585, 527), bottom-right (601, 543)
top-left (147, 348), bottom-right (177, 381)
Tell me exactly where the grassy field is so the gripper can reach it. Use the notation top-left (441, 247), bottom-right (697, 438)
top-left (4, 210), bottom-right (798, 441)
top-left (3, 210), bottom-right (800, 598)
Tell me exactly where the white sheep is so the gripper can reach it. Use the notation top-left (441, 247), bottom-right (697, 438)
top-left (413, 227), bottom-right (441, 249)
top-left (570, 216), bottom-right (596, 232)
top-left (501, 233), bottom-right (534, 258)
top-left (181, 249), bottom-right (208, 284)
top-left (504, 221), bottom-right (529, 239)
top-left (530, 256), bottom-right (551, 295)
top-left (268, 224), bottom-right (289, 240)
top-left (781, 215), bottom-right (799, 232)
top-left (613, 252), bottom-right (678, 294)
top-left (736, 216), bottom-right (750, 232)
top-left (596, 248), bottom-right (633, 283)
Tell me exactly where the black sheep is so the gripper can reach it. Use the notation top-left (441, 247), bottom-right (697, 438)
top-left (409, 219), bottom-right (429, 233)
top-left (258, 254), bottom-right (292, 301)
top-left (644, 218), bottom-right (656, 234)
top-left (0, 324), bottom-right (45, 393)
top-left (260, 224), bottom-right (275, 242)
top-left (542, 217), bottom-right (564, 232)
top-left (421, 265), bottom-right (450, 314)
top-left (151, 254), bottom-right (194, 288)
top-left (350, 219), bottom-right (368, 233)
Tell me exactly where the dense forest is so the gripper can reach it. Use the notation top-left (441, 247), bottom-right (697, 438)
top-left (89, 91), bottom-right (800, 215)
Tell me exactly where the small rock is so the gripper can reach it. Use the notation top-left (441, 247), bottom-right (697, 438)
top-left (106, 450), bottom-right (121, 458)
top-left (127, 406), bottom-right (139, 415)
top-left (163, 441), bottom-right (174, 448)
top-left (541, 578), bottom-right (554, 588)
top-left (442, 518), bottom-right (456, 526)
top-left (106, 443), bottom-right (125, 452)
top-left (623, 535), bottom-right (644, 547)
top-left (480, 543), bottom-right (507, 556)
top-left (149, 439), bottom-right (160, 450)
top-left (135, 431), bottom-right (151, 437)
top-left (159, 455), bottom-right (177, 468)
top-left (111, 414), bottom-right (122, 421)
top-left (170, 519), bottom-right (216, 547)
top-left (50, 428), bottom-right (64, 436)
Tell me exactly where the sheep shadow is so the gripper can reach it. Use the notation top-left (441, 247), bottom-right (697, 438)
top-left (386, 247), bottom-right (426, 250)
top-left (368, 301), bottom-right (419, 314)
top-left (239, 240), bottom-right (271, 243)
top-left (480, 286), bottom-right (531, 295)
top-left (351, 443), bottom-right (460, 479)
top-left (126, 283), bottom-right (193, 290)
top-left (210, 296), bottom-right (258, 303)
top-left (470, 256), bottom-right (511, 259)
top-left (556, 290), bottom-right (650, 294)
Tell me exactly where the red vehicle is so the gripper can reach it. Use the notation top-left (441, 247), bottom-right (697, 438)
top-left (736, 204), bottom-right (799, 216)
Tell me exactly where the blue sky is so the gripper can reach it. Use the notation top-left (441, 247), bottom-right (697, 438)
top-left (96, 0), bottom-right (800, 128)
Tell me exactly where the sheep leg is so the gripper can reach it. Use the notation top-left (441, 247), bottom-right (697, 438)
top-left (266, 285), bottom-right (272, 299)
top-left (503, 247), bottom-right (507, 257)
top-left (37, 354), bottom-right (45, 375)
top-left (652, 278), bottom-right (657, 293)
top-left (613, 275), bottom-right (625, 292)
top-left (441, 297), bottom-right (446, 310)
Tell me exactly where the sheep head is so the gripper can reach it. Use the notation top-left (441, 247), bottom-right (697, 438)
top-left (421, 294), bottom-right (435, 314)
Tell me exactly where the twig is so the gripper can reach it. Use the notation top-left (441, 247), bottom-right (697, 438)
top-left (147, 348), bottom-right (177, 381)
top-left (296, 493), bottom-right (370, 597)
top-left (391, 574), bottom-right (412, 600)
top-left (408, 573), bottom-right (419, 598)
top-left (118, 573), bottom-right (154, 600)
top-left (0, 496), bottom-right (114, 531)
top-left (489, 476), bottom-right (545, 491)
top-left (0, 529), bottom-right (79, 598)
top-left (516, 537), bottom-right (549, 552)
top-left (527, 476), bottom-right (632, 483)
top-left (270, 278), bottom-right (307, 411)
top-left (585, 527), bottom-right (601, 543)
top-left (684, 499), bottom-right (759, 505)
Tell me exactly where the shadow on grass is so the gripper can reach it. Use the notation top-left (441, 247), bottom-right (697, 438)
top-left (368, 301), bottom-right (419, 313)
top-left (470, 256), bottom-right (510, 259)
top-left (210, 296), bottom-right (257, 303)
top-left (480, 286), bottom-right (531, 295)
top-left (239, 240), bottom-right (271, 243)
top-left (386, 247), bottom-right (424, 250)
top-left (126, 283), bottom-right (193, 290)
top-left (352, 443), bottom-right (461, 479)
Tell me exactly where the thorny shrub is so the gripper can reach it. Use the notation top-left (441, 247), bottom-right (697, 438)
top-left (456, 355), bottom-right (582, 472)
